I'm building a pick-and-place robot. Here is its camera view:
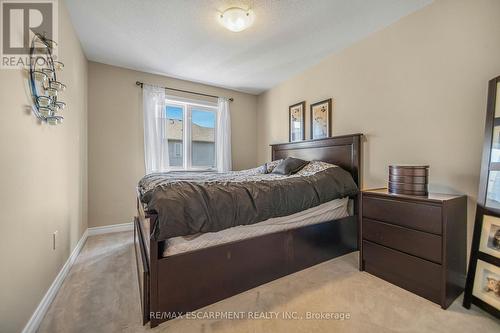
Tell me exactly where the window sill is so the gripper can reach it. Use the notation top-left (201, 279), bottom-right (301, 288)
top-left (168, 168), bottom-right (217, 172)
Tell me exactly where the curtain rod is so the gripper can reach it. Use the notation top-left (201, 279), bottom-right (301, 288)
top-left (135, 81), bottom-right (234, 102)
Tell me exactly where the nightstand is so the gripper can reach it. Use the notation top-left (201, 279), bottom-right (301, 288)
top-left (360, 188), bottom-right (467, 309)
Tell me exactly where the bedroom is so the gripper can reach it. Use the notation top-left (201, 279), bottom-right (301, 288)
top-left (1, 0), bottom-right (500, 332)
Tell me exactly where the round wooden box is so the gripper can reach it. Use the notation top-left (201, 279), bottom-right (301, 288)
top-left (388, 165), bottom-right (429, 196)
top-left (389, 174), bottom-right (427, 184)
top-left (389, 165), bottom-right (429, 177)
top-left (388, 181), bottom-right (428, 196)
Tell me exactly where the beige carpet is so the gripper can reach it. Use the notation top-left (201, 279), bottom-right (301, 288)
top-left (38, 231), bottom-right (500, 333)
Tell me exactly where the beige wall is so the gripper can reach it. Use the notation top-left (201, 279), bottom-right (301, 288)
top-left (257, 0), bottom-right (500, 250)
top-left (0, 1), bottom-right (88, 332)
top-left (88, 62), bottom-right (257, 227)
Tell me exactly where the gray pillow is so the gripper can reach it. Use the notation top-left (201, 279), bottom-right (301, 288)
top-left (271, 157), bottom-right (309, 175)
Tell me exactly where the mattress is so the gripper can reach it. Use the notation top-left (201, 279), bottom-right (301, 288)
top-left (162, 197), bottom-right (350, 257)
top-left (139, 161), bottom-right (358, 241)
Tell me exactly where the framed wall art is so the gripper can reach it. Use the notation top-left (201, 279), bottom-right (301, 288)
top-left (310, 98), bottom-right (332, 140)
top-left (472, 259), bottom-right (500, 311)
top-left (479, 214), bottom-right (500, 259)
top-left (463, 204), bottom-right (500, 318)
top-left (289, 101), bottom-right (305, 142)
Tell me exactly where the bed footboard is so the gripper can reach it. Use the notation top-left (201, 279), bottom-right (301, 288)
top-left (133, 217), bottom-right (149, 325)
top-left (146, 213), bottom-right (358, 328)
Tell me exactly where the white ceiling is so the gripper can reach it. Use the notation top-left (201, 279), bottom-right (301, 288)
top-left (66, 0), bottom-right (432, 94)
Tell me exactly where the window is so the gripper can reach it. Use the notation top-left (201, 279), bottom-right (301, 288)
top-left (165, 97), bottom-right (217, 170)
top-left (174, 143), bottom-right (182, 157)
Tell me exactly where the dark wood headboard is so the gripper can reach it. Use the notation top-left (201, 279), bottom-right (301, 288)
top-left (270, 134), bottom-right (362, 186)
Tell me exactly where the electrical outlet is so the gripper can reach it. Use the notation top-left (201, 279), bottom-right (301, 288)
top-left (52, 231), bottom-right (58, 250)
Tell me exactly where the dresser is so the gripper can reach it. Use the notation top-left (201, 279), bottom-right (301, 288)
top-left (360, 188), bottom-right (467, 309)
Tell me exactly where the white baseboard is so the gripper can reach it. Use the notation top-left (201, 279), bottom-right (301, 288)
top-left (88, 221), bottom-right (134, 236)
top-left (22, 221), bottom-right (134, 333)
top-left (22, 229), bottom-right (89, 333)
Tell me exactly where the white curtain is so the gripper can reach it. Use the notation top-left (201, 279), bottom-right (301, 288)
top-left (143, 85), bottom-right (168, 174)
top-left (216, 97), bottom-right (232, 172)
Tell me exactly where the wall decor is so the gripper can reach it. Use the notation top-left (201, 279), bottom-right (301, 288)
top-left (464, 76), bottom-right (500, 318)
top-left (29, 33), bottom-right (66, 125)
top-left (388, 164), bottom-right (429, 196)
top-left (289, 101), bottom-right (305, 142)
top-left (479, 215), bottom-right (500, 259)
top-left (472, 259), bottom-right (500, 311)
top-left (310, 98), bottom-right (332, 139)
top-left (464, 204), bottom-right (500, 318)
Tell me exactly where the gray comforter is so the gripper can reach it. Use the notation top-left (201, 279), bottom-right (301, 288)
top-left (138, 164), bottom-right (358, 241)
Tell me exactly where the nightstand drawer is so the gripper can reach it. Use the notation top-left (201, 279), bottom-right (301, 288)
top-left (363, 240), bottom-right (441, 304)
top-left (362, 218), bottom-right (442, 263)
top-left (363, 196), bottom-right (442, 234)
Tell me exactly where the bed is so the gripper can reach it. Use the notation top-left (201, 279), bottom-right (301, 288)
top-left (134, 134), bottom-right (362, 327)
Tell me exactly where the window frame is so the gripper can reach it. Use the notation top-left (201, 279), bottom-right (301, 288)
top-left (165, 96), bottom-right (218, 171)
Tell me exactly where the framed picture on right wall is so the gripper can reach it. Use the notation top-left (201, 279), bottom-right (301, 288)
top-left (472, 259), bottom-right (500, 311)
top-left (463, 204), bottom-right (500, 318)
top-left (479, 214), bottom-right (500, 258)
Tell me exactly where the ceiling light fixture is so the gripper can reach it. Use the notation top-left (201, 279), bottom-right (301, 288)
top-left (218, 7), bottom-right (255, 32)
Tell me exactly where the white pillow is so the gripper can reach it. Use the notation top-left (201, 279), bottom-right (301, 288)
top-left (295, 160), bottom-right (336, 176)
